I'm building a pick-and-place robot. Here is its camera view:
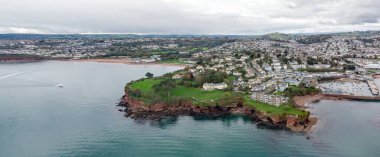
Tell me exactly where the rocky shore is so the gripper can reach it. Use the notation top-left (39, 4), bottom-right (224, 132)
top-left (119, 94), bottom-right (315, 133)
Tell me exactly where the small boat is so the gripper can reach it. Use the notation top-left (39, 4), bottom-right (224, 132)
top-left (57, 84), bottom-right (64, 88)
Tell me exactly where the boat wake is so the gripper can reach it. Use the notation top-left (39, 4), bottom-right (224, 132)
top-left (0, 71), bottom-right (63, 88)
top-left (0, 72), bottom-right (27, 79)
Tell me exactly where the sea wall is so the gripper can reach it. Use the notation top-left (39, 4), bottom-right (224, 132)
top-left (119, 94), bottom-right (314, 133)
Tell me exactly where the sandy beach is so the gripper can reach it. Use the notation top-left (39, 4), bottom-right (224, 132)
top-left (293, 94), bottom-right (325, 107)
top-left (293, 93), bottom-right (350, 107)
top-left (69, 58), bottom-right (189, 67)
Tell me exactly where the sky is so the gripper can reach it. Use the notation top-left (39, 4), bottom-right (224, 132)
top-left (0, 0), bottom-right (379, 34)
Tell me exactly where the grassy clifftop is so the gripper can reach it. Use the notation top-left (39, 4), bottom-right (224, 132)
top-left (126, 77), bottom-right (308, 118)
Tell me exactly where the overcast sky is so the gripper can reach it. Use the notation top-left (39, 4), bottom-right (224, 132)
top-left (0, 0), bottom-right (379, 34)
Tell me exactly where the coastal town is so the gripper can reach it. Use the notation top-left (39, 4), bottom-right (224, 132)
top-left (3, 0), bottom-right (380, 155)
top-left (1, 32), bottom-right (380, 107)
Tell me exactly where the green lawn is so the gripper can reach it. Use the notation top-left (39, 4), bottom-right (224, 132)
top-left (129, 79), bottom-right (226, 101)
top-left (169, 86), bottom-right (227, 101)
top-left (129, 78), bottom-right (162, 94)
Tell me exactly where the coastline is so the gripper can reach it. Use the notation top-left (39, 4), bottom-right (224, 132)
top-left (119, 93), bottom-right (315, 133)
top-left (294, 93), bottom-right (380, 108)
top-left (0, 60), bottom-right (44, 63)
top-left (293, 94), bottom-right (325, 107)
top-left (68, 58), bottom-right (190, 67)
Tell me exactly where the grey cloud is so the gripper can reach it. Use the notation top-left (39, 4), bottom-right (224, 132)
top-left (0, 0), bottom-right (379, 34)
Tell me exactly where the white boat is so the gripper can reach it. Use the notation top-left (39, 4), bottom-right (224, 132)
top-left (57, 84), bottom-right (64, 88)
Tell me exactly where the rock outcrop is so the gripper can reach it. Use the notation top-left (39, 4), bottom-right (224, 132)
top-left (119, 94), bottom-right (314, 132)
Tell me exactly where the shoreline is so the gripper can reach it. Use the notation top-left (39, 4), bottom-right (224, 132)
top-left (0, 58), bottom-right (190, 68)
top-left (119, 94), bottom-right (315, 133)
top-left (294, 94), bottom-right (380, 108)
top-left (68, 58), bottom-right (190, 67)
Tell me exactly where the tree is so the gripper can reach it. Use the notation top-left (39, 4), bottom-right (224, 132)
top-left (306, 57), bottom-right (318, 65)
top-left (145, 72), bottom-right (154, 78)
top-left (284, 49), bottom-right (289, 56)
top-left (343, 64), bottom-right (356, 71)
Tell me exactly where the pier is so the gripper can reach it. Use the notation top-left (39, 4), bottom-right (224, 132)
top-left (367, 80), bottom-right (379, 96)
top-left (324, 94), bottom-right (380, 101)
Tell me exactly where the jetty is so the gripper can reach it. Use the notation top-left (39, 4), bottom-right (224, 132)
top-left (367, 80), bottom-right (379, 96)
top-left (324, 94), bottom-right (380, 101)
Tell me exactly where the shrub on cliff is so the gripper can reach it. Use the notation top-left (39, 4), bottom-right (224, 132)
top-left (125, 86), bottom-right (142, 98)
top-left (216, 93), bottom-right (243, 107)
top-left (284, 86), bottom-right (320, 98)
top-left (153, 78), bottom-right (176, 96)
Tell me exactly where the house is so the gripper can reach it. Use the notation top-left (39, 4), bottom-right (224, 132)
top-left (150, 55), bottom-right (161, 60)
top-left (284, 78), bottom-right (301, 86)
top-left (172, 73), bottom-right (182, 79)
top-left (202, 82), bottom-right (228, 91)
top-left (291, 64), bottom-right (307, 70)
top-left (277, 83), bottom-right (289, 92)
top-left (308, 64), bottom-right (331, 69)
top-left (240, 55), bottom-right (250, 60)
top-left (251, 92), bottom-right (289, 106)
top-left (233, 72), bottom-right (242, 77)
top-left (272, 63), bottom-right (282, 71)
top-left (225, 56), bottom-right (233, 61)
top-left (365, 64), bottom-right (380, 69)
top-left (196, 65), bottom-right (204, 70)
top-left (262, 63), bottom-right (272, 72)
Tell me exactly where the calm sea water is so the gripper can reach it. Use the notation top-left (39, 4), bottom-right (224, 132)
top-left (0, 61), bottom-right (379, 157)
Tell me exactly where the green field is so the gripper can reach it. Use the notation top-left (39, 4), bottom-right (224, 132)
top-left (130, 79), bottom-right (226, 101)
top-left (129, 78), bottom-right (162, 94)
top-left (189, 47), bottom-right (208, 52)
top-left (170, 86), bottom-right (227, 100)
top-left (128, 78), bottom-right (308, 117)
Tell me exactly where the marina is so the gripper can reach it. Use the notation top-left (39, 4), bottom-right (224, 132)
top-left (318, 81), bottom-right (373, 96)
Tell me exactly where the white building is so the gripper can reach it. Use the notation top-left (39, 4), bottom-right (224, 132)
top-left (251, 92), bottom-right (289, 106)
top-left (365, 64), bottom-right (380, 69)
top-left (203, 82), bottom-right (228, 91)
top-left (277, 83), bottom-right (289, 92)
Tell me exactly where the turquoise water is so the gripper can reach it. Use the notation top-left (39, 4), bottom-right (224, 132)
top-left (0, 61), bottom-right (379, 157)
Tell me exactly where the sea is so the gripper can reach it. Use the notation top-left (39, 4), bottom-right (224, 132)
top-left (0, 61), bottom-right (379, 157)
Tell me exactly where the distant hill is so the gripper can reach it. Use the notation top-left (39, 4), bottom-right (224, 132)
top-left (0, 30), bottom-right (379, 40)
top-left (332, 30), bottom-right (380, 37)
top-left (296, 34), bottom-right (332, 44)
top-left (0, 34), bottom-right (243, 40)
top-left (260, 32), bottom-right (295, 41)
top-left (0, 34), bottom-right (138, 40)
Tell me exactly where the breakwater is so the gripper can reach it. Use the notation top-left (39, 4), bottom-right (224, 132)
top-left (323, 94), bottom-right (380, 101)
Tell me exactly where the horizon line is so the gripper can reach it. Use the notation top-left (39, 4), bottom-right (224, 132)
top-left (0, 30), bottom-right (379, 36)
